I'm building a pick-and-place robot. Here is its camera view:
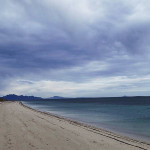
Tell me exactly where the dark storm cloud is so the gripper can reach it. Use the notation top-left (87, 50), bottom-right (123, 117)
top-left (0, 0), bottom-right (150, 96)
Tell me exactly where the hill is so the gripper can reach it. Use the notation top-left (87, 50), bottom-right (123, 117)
top-left (3, 94), bottom-right (42, 101)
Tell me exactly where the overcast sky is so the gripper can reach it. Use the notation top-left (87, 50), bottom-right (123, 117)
top-left (0, 0), bottom-right (150, 97)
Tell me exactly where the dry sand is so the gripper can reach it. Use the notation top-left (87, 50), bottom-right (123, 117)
top-left (0, 102), bottom-right (150, 150)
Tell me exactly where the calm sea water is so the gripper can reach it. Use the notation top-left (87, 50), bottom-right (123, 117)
top-left (22, 97), bottom-right (150, 143)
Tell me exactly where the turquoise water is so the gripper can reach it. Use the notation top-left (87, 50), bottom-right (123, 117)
top-left (23, 97), bottom-right (150, 143)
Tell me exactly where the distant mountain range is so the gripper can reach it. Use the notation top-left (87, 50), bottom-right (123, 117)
top-left (48, 96), bottom-right (66, 99)
top-left (2, 94), bottom-right (43, 101)
top-left (1, 94), bottom-right (150, 101)
top-left (2, 94), bottom-right (66, 101)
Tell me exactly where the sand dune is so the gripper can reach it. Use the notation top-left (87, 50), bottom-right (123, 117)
top-left (0, 102), bottom-right (149, 150)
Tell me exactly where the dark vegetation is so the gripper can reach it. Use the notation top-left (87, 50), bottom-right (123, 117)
top-left (0, 97), bottom-right (6, 101)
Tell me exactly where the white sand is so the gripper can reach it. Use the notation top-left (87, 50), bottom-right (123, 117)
top-left (0, 102), bottom-right (149, 150)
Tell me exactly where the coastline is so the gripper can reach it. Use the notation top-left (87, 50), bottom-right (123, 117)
top-left (20, 102), bottom-right (150, 146)
top-left (0, 101), bottom-right (150, 150)
top-left (22, 101), bottom-right (150, 144)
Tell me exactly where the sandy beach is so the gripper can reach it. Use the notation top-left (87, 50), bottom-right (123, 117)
top-left (0, 102), bottom-right (149, 150)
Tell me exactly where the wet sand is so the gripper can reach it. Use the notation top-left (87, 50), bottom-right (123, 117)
top-left (0, 102), bottom-right (149, 150)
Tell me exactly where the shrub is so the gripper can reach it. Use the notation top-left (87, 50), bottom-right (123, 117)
top-left (0, 98), bottom-right (5, 101)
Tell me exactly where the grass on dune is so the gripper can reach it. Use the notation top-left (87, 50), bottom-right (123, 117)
top-left (0, 98), bottom-right (6, 101)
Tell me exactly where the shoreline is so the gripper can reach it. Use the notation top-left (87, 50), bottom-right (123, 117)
top-left (22, 101), bottom-right (150, 144)
top-left (22, 100), bottom-right (150, 144)
top-left (0, 101), bottom-right (150, 150)
top-left (20, 102), bottom-right (150, 147)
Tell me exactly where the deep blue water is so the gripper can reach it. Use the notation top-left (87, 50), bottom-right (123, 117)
top-left (22, 97), bottom-right (150, 143)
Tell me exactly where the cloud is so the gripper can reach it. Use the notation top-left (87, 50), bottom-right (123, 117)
top-left (1, 74), bottom-right (150, 97)
top-left (0, 0), bottom-right (150, 97)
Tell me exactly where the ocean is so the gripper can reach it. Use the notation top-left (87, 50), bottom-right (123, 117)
top-left (22, 97), bottom-right (150, 143)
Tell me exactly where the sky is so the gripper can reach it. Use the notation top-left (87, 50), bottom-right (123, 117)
top-left (0, 0), bottom-right (150, 98)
